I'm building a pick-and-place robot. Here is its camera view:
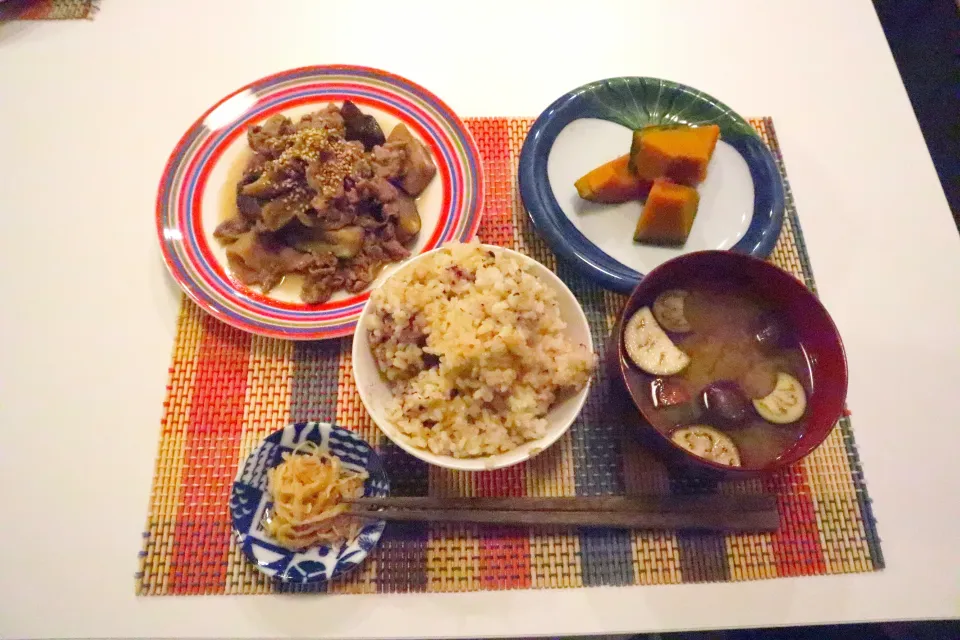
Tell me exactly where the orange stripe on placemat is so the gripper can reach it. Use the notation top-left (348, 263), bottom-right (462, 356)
top-left (765, 463), bottom-right (827, 576)
top-left (466, 116), bottom-right (532, 589)
top-left (474, 466), bottom-right (532, 589)
top-left (468, 118), bottom-right (518, 250)
top-left (168, 315), bottom-right (252, 594)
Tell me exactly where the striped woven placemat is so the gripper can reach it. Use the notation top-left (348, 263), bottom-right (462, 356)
top-left (136, 117), bottom-right (883, 595)
top-left (0, 0), bottom-right (96, 19)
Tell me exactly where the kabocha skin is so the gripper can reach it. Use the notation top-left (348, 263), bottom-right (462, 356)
top-left (574, 154), bottom-right (652, 203)
top-left (634, 179), bottom-right (700, 246)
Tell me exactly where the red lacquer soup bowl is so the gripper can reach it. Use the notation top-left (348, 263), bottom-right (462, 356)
top-left (613, 250), bottom-right (848, 477)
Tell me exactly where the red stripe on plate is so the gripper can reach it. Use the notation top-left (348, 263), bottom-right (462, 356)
top-left (765, 464), bottom-right (827, 577)
top-left (168, 316), bottom-right (252, 593)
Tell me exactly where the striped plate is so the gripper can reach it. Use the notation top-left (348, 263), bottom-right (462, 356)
top-left (157, 65), bottom-right (484, 340)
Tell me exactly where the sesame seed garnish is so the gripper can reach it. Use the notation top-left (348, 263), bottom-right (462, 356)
top-left (260, 125), bottom-right (364, 199)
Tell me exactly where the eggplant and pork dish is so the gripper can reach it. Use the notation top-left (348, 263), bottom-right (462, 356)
top-left (214, 101), bottom-right (436, 304)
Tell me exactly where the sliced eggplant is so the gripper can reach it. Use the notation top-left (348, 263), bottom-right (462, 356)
top-left (322, 226), bottom-right (364, 256)
top-left (670, 425), bottom-right (742, 467)
top-left (383, 191), bottom-right (421, 243)
top-left (396, 204), bottom-right (421, 243)
top-left (241, 165), bottom-right (291, 198)
top-left (753, 372), bottom-right (807, 424)
top-left (259, 191), bottom-right (312, 231)
top-left (235, 173), bottom-right (264, 220)
top-left (293, 225), bottom-right (364, 259)
top-left (652, 289), bottom-right (692, 333)
top-left (624, 306), bottom-right (690, 375)
top-left (387, 123), bottom-right (437, 196)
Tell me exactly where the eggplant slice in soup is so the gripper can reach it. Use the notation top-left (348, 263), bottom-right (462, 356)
top-left (670, 425), bottom-right (742, 467)
top-left (753, 372), bottom-right (807, 424)
top-left (624, 307), bottom-right (690, 375)
top-left (652, 289), bottom-right (692, 333)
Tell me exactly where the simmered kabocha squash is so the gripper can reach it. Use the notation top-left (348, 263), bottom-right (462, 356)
top-left (633, 179), bottom-right (700, 246)
top-left (574, 154), bottom-right (652, 203)
top-left (629, 124), bottom-right (720, 186)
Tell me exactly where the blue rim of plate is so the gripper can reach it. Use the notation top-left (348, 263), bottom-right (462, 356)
top-left (229, 422), bottom-right (390, 585)
top-left (518, 77), bottom-right (785, 293)
top-left (157, 65), bottom-right (484, 340)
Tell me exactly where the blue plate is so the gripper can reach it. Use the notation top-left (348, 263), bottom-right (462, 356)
top-left (518, 77), bottom-right (785, 293)
top-left (230, 422), bottom-right (390, 585)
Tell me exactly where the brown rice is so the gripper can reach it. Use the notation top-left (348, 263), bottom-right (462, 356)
top-left (365, 242), bottom-right (596, 458)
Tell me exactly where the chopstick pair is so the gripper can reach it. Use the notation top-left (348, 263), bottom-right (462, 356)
top-left (346, 495), bottom-right (780, 533)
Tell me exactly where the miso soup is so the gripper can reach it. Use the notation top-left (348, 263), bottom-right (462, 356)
top-left (623, 280), bottom-right (813, 468)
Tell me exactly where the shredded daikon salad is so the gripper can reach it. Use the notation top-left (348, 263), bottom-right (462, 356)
top-left (263, 441), bottom-right (368, 550)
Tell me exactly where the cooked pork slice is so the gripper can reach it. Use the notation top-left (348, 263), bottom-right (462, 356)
top-left (314, 203), bottom-right (357, 230)
top-left (213, 216), bottom-right (252, 244)
top-left (301, 270), bottom-right (346, 305)
top-left (381, 237), bottom-right (411, 261)
top-left (369, 143), bottom-right (406, 182)
top-left (296, 104), bottom-right (345, 136)
top-left (356, 176), bottom-right (400, 204)
top-left (247, 114), bottom-right (295, 158)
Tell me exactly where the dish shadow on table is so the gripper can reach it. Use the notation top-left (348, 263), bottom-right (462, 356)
top-left (0, 21), bottom-right (41, 47)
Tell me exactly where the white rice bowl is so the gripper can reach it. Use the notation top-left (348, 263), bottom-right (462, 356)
top-left (352, 242), bottom-right (596, 470)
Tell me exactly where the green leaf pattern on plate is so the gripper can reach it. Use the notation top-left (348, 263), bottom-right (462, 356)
top-left (583, 77), bottom-right (758, 139)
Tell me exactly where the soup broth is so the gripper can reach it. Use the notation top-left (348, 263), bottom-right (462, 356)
top-left (639, 280), bottom-right (812, 468)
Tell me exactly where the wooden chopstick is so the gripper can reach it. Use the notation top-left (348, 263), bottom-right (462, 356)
top-left (349, 495), bottom-right (776, 512)
top-left (346, 495), bottom-right (779, 533)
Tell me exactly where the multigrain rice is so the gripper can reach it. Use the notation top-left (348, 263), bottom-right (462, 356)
top-left (365, 242), bottom-right (596, 458)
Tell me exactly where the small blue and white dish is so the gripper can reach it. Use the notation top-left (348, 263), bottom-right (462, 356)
top-left (518, 77), bottom-right (785, 293)
top-left (230, 421), bottom-right (390, 585)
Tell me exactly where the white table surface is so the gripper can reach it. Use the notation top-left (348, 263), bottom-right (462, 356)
top-left (2, 1), bottom-right (959, 638)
